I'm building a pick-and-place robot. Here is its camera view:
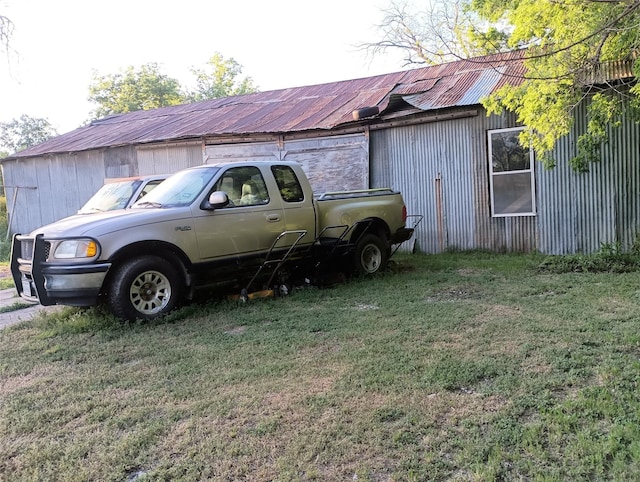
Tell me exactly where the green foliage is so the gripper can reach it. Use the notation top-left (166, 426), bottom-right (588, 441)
top-left (186, 52), bottom-right (258, 103)
top-left (573, 92), bottom-right (623, 172)
top-left (473, 0), bottom-right (640, 170)
top-left (483, 78), bottom-right (577, 169)
top-left (539, 240), bottom-right (640, 273)
top-left (0, 195), bottom-right (9, 262)
top-left (0, 115), bottom-right (58, 154)
top-left (374, 0), bottom-right (640, 171)
top-left (88, 54), bottom-right (259, 121)
top-left (88, 63), bottom-right (184, 120)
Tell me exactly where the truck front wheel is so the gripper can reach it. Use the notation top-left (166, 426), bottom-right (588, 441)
top-left (106, 255), bottom-right (182, 321)
top-left (353, 233), bottom-right (389, 275)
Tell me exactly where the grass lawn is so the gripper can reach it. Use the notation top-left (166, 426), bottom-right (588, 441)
top-left (2, 252), bottom-right (640, 480)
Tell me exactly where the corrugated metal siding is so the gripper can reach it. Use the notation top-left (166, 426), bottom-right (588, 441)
top-left (372, 95), bottom-right (640, 255)
top-left (137, 143), bottom-right (203, 174)
top-left (3, 151), bottom-right (105, 235)
top-left (371, 109), bottom-right (537, 253)
top-left (4, 143), bottom-right (206, 235)
top-left (102, 146), bottom-right (137, 178)
top-left (539, 95), bottom-right (640, 254)
top-left (371, 114), bottom-right (477, 253)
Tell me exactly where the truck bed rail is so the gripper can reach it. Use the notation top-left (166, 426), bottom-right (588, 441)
top-left (316, 188), bottom-right (396, 200)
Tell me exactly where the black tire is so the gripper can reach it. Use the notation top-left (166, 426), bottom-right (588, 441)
top-left (106, 255), bottom-right (182, 321)
top-left (353, 233), bottom-right (389, 275)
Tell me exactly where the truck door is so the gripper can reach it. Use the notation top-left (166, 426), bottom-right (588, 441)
top-left (270, 164), bottom-right (317, 245)
top-left (192, 166), bottom-right (286, 261)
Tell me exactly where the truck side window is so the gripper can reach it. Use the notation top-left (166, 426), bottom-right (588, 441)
top-left (213, 166), bottom-right (270, 207)
top-left (135, 180), bottom-right (163, 202)
top-left (271, 165), bottom-right (304, 203)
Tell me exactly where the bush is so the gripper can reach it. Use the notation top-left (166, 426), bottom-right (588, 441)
top-left (539, 241), bottom-right (640, 273)
top-left (0, 196), bottom-right (9, 262)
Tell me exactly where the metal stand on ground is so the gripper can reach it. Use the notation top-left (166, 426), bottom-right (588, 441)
top-left (237, 230), bottom-right (308, 302)
top-left (390, 214), bottom-right (424, 257)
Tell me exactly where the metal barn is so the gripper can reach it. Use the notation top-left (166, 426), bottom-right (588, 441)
top-left (2, 50), bottom-right (639, 254)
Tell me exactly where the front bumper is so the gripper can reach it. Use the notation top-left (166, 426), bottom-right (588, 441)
top-left (11, 234), bottom-right (111, 307)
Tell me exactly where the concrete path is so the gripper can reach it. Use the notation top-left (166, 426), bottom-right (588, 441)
top-left (0, 288), bottom-right (64, 330)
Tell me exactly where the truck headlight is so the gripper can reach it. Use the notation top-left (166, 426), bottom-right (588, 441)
top-left (52, 239), bottom-right (100, 259)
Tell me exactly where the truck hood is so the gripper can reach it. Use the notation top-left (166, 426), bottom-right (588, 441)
top-left (29, 207), bottom-right (193, 238)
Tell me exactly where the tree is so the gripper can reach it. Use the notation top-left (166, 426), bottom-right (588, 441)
top-left (186, 52), bottom-right (258, 102)
top-left (0, 13), bottom-right (13, 57)
top-left (88, 63), bottom-right (184, 120)
top-left (370, 0), bottom-right (640, 171)
top-left (0, 115), bottom-right (58, 154)
top-left (475, 0), bottom-right (640, 171)
top-left (361, 0), bottom-right (507, 66)
top-left (88, 55), bottom-right (259, 121)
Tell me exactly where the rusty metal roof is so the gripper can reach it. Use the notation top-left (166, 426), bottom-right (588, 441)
top-left (8, 50), bottom-right (526, 159)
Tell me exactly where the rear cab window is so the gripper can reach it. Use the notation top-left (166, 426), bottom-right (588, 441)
top-left (271, 165), bottom-right (304, 203)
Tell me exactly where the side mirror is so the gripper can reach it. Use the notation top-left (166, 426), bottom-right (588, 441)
top-left (203, 191), bottom-right (230, 210)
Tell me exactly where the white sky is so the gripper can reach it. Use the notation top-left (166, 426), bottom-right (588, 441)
top-left (0, 0), bottom-right (410, 134)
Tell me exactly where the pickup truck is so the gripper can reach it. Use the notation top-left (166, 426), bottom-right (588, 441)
top-left (11, 161), bottom-right (414, 321)
top-left (78, 174), bottom-right (167, 213)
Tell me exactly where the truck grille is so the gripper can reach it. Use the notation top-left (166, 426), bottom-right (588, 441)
top-left (17, 237), bottom-right (50, 261)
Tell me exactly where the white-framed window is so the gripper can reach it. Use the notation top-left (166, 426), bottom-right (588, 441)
top-left (488, 127), bottom-right (536, 217)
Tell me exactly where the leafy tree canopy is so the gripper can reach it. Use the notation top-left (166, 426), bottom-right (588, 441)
top-left (186, 53), bottom-right (258, 102)
top-left (88, 53), bottom-right (258, 121)
top-left (369, 0), bottom-right (640, 171)
top-left (475, 0), bottom-right (640, 171)
top-left (0, 115), bottom-right (58, 155)
top-left (88, 63), bottom-right (184, 120)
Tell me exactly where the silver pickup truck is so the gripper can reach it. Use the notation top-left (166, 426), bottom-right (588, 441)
top-left (11, 161), bottom-right (414, 321)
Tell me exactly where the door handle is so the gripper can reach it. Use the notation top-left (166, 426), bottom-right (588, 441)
top-left (266, 214), bottom-right (281, 222)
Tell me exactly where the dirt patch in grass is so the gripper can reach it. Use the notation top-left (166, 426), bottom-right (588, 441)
top-left (425, 286), bottom-right (483, 302)
top-left (224, 325), bottom-right (247, 335)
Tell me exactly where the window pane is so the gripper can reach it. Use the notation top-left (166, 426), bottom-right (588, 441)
top-left (271, 165), bottom-right (304, 203)
top-left (491, 130), bottom-right (530, 172)
top-left (492, 172), bottom-right (533, 215)
top-left (214, 166), bottom-right (269, 207)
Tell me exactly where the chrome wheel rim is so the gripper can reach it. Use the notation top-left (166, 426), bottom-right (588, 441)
top-left (129, 270), bottom-right (171, 315)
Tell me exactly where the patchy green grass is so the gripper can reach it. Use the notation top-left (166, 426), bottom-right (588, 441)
top-left (0, 301), bottom-right (33, 313)
top-left (0, 276), bottom-right (14, 291)
top-left (2, 252), bottom-right (640, 480)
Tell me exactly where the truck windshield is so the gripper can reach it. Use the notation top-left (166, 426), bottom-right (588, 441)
top-left (79, 179), bottom-right (143, 213)
top-left (132, 166), bottom-right (220, 208)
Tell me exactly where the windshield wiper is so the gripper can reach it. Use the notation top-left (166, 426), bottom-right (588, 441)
top-left (135, 201), bottom-right (163, 208)
top-left (78, 208), bottom-right (105, 214)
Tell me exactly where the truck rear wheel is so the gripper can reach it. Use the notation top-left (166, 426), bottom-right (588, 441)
top-left (106, 255), bottom-right (181, 321)
top-left (353, 233), bottom-right (389, 275)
